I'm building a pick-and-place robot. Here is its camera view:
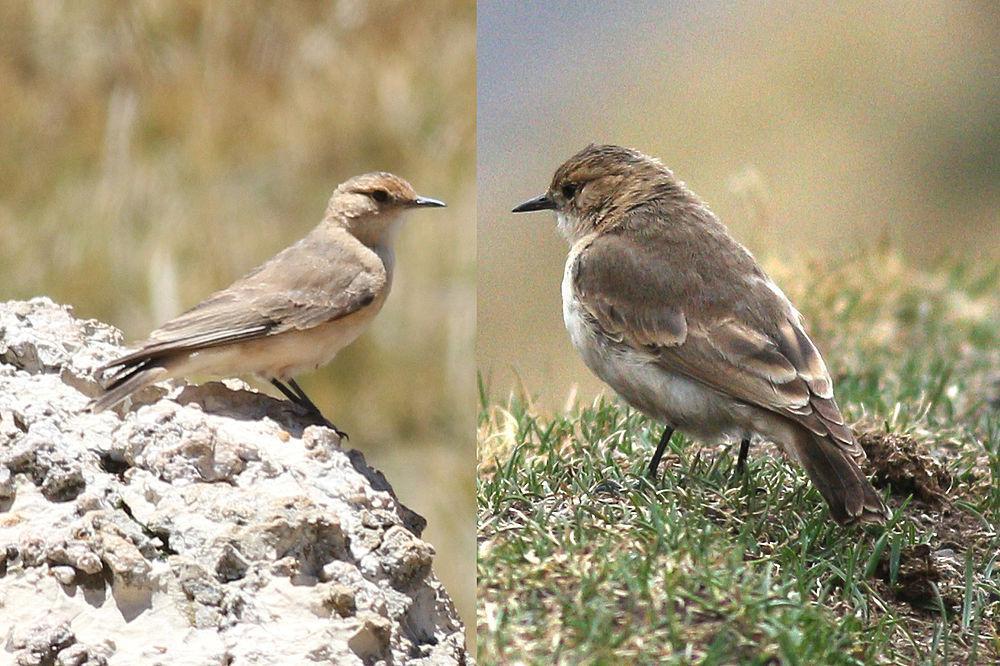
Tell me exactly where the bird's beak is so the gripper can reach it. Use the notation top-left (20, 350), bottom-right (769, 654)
top-left (411, 196), bottom-right (446, 208)
top-left (511, 193), bottom-right (556, 213)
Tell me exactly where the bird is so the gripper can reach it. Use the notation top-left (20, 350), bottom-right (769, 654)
top-left (512, 144), bottom-right (888, 525)
top-left (90, 172), bottom-right (446, 438)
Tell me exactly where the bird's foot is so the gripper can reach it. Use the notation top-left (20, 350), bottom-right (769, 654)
top-left (592, 479), bottom-right (624, 496)
top-left (271, 378), bottom-right (348, 440)
top-left (312, 412), bottom-right (348, 441)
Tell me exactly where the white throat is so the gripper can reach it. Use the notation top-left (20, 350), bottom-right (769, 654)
top-left (349, 210), bottom-right (405, 249)
top-left (556, 211), bottom-right (590, 243)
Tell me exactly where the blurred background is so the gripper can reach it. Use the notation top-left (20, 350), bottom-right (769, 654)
top-left (0, 0), bottom-right (475, 638)
top-left (478, 0), bottom-right (997, 407)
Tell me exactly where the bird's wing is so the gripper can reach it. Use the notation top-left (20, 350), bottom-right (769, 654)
top-left (103, 232), bottom-right (385, 369)
top-left (571, 234), bottom-right (688, 348)
top-left (572, 233), bottom-right (861, 458)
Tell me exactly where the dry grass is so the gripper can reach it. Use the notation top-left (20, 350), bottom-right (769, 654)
top-left (0, 0), bottom-right (475, 640)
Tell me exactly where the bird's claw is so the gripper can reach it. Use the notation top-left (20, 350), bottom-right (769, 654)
top-left (315, 415), bottom-right (348, 441)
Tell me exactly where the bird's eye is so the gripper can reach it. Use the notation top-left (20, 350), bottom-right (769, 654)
top-left (371, 189), bottom-right (390, 203)
top-left (561, 183), bottom-right (578, 199)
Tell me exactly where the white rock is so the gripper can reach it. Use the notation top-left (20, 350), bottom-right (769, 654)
top-left (0, 298), bottom-right (467, 664)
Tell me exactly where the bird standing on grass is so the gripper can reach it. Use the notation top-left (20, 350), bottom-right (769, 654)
top-left (513, 144), bottom-right (888, 525)
top-left (90, 172), bottom-right (446, 438)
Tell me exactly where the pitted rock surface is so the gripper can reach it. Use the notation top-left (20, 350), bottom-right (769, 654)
top-left (0, 298), bottom-right (466, 665)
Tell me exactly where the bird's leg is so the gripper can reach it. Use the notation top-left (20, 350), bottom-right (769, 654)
top-left (736, 437), bottom-right (751, 474)
top-left (285, 378), bottom-right (322, 412)
top-left (287, 378), bottom-right (349, 440)
top-left (646, 425), bottom-right (675, 480)
top-left (270, 378), bottom-right (302, 404)
top-left (270, 379), bottom-right (348, 440)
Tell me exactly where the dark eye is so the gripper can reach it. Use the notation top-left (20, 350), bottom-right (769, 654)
top-left (561, 183), bottom-right (578, 199)
top-left (371, 189), bottom-right (390, 203)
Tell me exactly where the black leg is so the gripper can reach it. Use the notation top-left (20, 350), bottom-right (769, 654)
top-left (647, 425), bottom-right (674, 480)
top-left (270, 379), bottom-right (303, 404)
top-left (736, 437), bottom-right (751, 474)
top-left (287, 378), bottom-right (349, 440)
top-left (286, 378), bottom-right (323, 413)
top-left (271, 378), bottom-right (349, 440)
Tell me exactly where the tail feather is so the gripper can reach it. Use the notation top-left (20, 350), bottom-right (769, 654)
top-left (89, 361), bottom-right (169, 413)
top-left (790, 428), bottom-right (889, 525)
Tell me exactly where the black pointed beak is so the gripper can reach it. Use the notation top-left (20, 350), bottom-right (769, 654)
top-left (412, 195), bottom-right (446, 208)
top-left (512, 193), bottom-right (556, 213)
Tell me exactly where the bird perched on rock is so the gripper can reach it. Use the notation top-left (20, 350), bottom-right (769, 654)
top-left (91, 172), bottom-right (445, 438)
top-left (513, 144), bottom-right (888, 525)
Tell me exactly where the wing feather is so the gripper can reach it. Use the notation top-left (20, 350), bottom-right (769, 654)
top-left (102, 231), bottom-right (384, 371)
top-left (572, 233), bottom-right (862, 459)
top-left (573, 236), bottom-right (687, 348)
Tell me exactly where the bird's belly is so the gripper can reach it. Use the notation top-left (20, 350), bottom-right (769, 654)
top-left (184, 302), bottom-right (382, 381)
top-left (563, 292), bottom-right (743, 441)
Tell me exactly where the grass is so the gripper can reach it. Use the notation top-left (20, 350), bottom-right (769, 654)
top-left (477, 250), bottom-right (999, 664)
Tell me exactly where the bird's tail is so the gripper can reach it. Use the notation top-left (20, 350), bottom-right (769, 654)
top-left (89, 362), bottom-right (168, 413)
top-left (788, 427), bottom-right (889, 525)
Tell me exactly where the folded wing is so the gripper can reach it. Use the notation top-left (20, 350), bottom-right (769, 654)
top-left (102, 234), bottom-right (385, 371)
top-left (572, 232), bottom-right (862, 460)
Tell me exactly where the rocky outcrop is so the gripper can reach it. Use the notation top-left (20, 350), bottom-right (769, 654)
top-left (0, 298), bottom-right (466, 665)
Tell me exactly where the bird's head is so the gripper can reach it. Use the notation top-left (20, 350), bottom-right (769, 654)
top-left (512, 144), bottom-right (691, 242)
top-left (326, 172), bottom-right (445, 246)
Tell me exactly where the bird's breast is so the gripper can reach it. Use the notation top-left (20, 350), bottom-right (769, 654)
top-left (561, 258), bottom-right (623, 387)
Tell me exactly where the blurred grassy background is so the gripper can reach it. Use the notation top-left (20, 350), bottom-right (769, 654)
top-left (478, 0), bottom-right (998, 407)
top-left (0, 0), bottom-right (475, 639)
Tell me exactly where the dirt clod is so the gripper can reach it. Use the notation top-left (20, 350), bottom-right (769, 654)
top-left (857, 431), bottom-right (951, 503)
top-left (876, 543), bottom-right (944, 607)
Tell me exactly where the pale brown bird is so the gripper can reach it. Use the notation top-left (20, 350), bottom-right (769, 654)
top-left (513, 144), bottom-right (888, 525)
top-left (91, 172), bottom-right (445, 437)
